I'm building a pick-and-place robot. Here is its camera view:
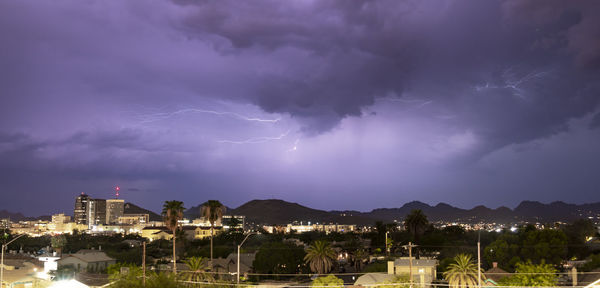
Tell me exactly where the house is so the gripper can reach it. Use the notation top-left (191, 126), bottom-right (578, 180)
top-left (38, 253), bottom-right (60, 278)
top-left (0, 255), bottom-right (48, 287)
top-left (0, 258), bottom-right (45, 288)
top-left (57, 249), bottom-right (116, 272)
top-left (485, 262), bottom-right (509, 283)
top-left (212, 252), bottom-right (256, 279)
top-left (74, 272), bottom-right (110, 287)
top-left (354, 273), bottom-right (395, 286)
top-left (48, 279), bottom-right (90, 288)
top-left (193, 226), bottom-right (223, 240)
top-left (387, 258), bottom-right (437, 287)
top-left (142, 227), bottom-right (173, 241)
top-left (142, 226), bottom-right (223, 241)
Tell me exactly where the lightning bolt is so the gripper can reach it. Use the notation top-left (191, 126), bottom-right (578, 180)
top-left (382, 98), bottom-right (433, 109)
top-left (287, 138), bottom-right (300, 152)
top-left (134, 108), bottom-right (280, 124)
top-left (475, 68), bottom-right (553, 100)
top-left (217, 130), bottom-right (291, 144)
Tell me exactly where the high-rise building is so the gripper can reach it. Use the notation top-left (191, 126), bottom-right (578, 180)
top-left (93, 199), bottom-right (106, 225)
top-left (106, 199), bottom-right (125, 224)
top-left (87, 199), bottom-right (107, 228)
top-left (74, 193), bottom-right (90, 225)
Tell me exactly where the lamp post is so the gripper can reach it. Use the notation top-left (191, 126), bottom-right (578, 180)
top-left (477, 230), bottom-right (481, 288)
top-left (237, 232), bottom-right (256, 285)
top-left (1, 234), bottom-right (25, 287)
top-left (385, 231), bottom-right (390, 256)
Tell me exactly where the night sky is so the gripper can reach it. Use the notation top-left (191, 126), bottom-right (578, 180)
top-left (1, 0), bottom-right (600, 216)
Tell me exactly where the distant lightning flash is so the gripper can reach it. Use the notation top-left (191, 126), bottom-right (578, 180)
top-left (475, 68), bottom-right (553, 99)
top-left (287, 138), bottom-right (300, 152)
top-left (134, 108), bottom-right (280, 124)
top-left (384, 98), bottom-right (433, 107)
top-left (217, 130), bottom-right (291, 144)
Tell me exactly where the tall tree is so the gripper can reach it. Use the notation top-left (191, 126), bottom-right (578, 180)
top-left (304, 240), bottom-right (337, 274)
top-left (443, 254), bottom-right (484, 288)
top-left (403, 209), bottom-right (429, 242)
top-left (51, 234), bottom-right (67, 257)
top-left (162, 200), bottom-right (185, 274)
top-left (201, 200), bottom-right (225, 269)
top-left (253, 241), bottom-right (308, 275)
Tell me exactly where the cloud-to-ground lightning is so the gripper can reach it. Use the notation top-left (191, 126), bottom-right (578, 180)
top-left (217, 130), bottom-right (291, 144)
top-left (133, 108), bottom-right (281, 124)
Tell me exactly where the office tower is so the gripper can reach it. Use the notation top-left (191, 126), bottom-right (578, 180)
top-left (87, 199), bottom-right (107, 228)
top-left (106, 199), bottom-right (125, 224)
top-left (74, 193), bottom-right (90, 225)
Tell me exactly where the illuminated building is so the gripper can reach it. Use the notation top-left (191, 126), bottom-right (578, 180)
top-left (87, 199), bottom-right (106, 228)
top-left (73, 193), bottom-right (89, 225)
top-left (106, 199), bottom-right (124, 224)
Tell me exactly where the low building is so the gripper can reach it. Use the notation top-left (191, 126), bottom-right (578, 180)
top-left (354, 273), bottom-right (396, 286)
top-left (118, 214), bottom-right (149, 225)
top-left (212, 252), bottom-right (256, 280)
top-left (193, 226), bottom-right (223, 239)
top-left (485, 262), bottom-right (509, 283)
top-left (142, 226), bottom-right (224, 241)
top-left (57, 249), bottom-right (116, 272)
top-left (0, 258), bottom-right (45, 287)
top-left (142, 227), bottom-right (173, 241)
top-left (388, 258), bottom-right (437, 288)
top-left (222, 215), bottom-right (245, 230)
top-left (38, 253), bottom-right (61, 278)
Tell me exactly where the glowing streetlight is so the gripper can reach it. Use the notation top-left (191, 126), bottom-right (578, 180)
top-left (1, 234), bottom-right (25, 286)
top-left (237, 232), bottom-right (257, 285)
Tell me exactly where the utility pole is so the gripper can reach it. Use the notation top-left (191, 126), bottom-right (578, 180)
top-left (142, 241), bottom-right (146, 286)
top-left (477, 230), bottom-right (482, 288)
top-left (385, 231), bottom-right (389, 257)
top-left (403, 242), bottom-right (417, 288)
top-left (1, 234), bottom-right (25, 287)
top-left (237, 232), bottom-right (256, 285)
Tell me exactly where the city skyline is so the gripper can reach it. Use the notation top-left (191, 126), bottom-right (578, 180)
top-left (1, 0), bottom-right (600, 215)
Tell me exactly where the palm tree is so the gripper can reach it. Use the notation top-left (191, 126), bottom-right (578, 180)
top-left (183, 256), bottom-right (213, 283)
top-left (403, 209), bottom-right (429, 242)
top-left (443, 254), bottom-right (485, 288)
top-left (162, 200), bottom-right (185, 274)
top-left (201, 200), bottom-right (225, 269)
top-left (304, 240), bottom-right (337, 274)
top-left (352, 249), bottom-right (368, 271)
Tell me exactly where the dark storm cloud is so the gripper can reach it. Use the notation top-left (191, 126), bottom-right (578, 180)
top-left (1, 0), bottom-right (600, 214)
top-left (591, 112), bottom-right (600, 129)
top-left (176, 0), bottom-right (600, 146)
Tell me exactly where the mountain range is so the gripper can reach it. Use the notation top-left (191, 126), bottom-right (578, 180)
top-left (181, 199), bottom-right (600, 225)
top-left (3, 199), bottom-right (599, 225)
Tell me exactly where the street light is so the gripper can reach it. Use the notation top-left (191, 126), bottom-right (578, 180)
top-left (1, 234), bottom-right (25, 287)
top-left (385, 231), bottom-right (389, 256)
top-left (237, 232), bottom-right (256, 285)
